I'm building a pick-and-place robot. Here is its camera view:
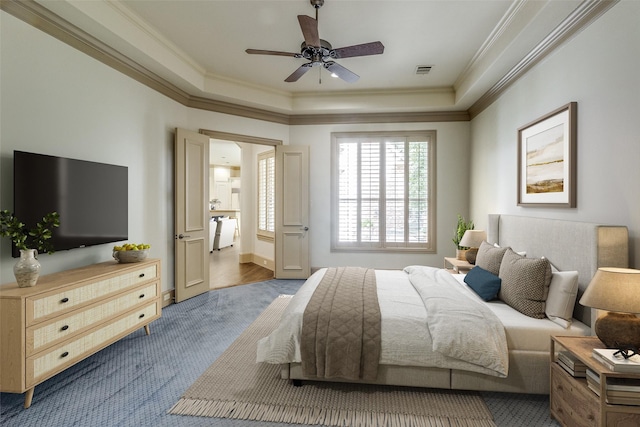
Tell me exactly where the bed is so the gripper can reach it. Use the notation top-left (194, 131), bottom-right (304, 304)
top-left (257, 215), bottom-right (629, 394)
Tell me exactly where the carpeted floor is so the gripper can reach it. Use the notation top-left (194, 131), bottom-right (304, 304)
top-left (0, 279), bottom-right (560, 427)
top-left (170, 296), bottom-right (495, 426)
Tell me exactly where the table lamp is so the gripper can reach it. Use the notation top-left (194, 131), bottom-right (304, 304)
top-left (459, 230), bottom-right (487, 265)
top-left (579, 267), bottom-right (640, 348)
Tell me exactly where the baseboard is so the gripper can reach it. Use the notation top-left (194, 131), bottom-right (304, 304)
top-left (238, 252), bottom-right (253, 264)
top-left (161, 289), bottom-right (174, 308)
top-left (239, 251), bottom-right (274, 272)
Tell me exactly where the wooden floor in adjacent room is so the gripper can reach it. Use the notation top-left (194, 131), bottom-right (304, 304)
top-left (209, 238), bottom-right (273, 290)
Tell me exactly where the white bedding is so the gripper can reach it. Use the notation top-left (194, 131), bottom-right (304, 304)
top-left (257, 266), bottom-right (511, 378)
top-left (448, 274), bottom-right (591, 351)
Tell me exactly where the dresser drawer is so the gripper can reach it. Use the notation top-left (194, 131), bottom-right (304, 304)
top-left (26, 264), bottom-right (157, 325)
top-left (26, 282), bottom-right (159, 357)
top-left (606, 411), bottom-right (640, 427)
top-left (551, 363), bottom-right (600, 427)
top-left (26, 301), bottom-right (159, 387)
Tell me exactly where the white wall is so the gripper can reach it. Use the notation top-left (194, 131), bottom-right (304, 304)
top-left (469, 0), bottom-right (640, 268)
top-left (1, 12), bottom-right (186, 287)
top-left (290, 121), bottom-right (471, 270)
top-left (0, 12), bottom-right (288, 288)
top-left (1, 8), bottom-right (472, 285)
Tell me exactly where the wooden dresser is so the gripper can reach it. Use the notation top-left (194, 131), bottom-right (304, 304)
top-left (0, 259), bottom-right (161, 408)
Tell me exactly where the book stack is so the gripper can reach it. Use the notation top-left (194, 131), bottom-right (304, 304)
top-left (592, 348), bottom-right (640, 373)
top-left (586, 369), bottom-right (640, 405)
top-left (557, 350), bottom-right (587, 377)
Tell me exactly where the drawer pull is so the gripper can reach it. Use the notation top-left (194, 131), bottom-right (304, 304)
top-left (139, 314), bottom-right (145, 319)
top-left (60, 325), bottom-right (69, 331)
top-left (60, 297), bottom-right (69, 303)
top-left (139, 273), bottom-right (145, 278)
top-left (139, 294), bottom-right (145, 299)
top-left (60, 351), bottom-right (69, 358)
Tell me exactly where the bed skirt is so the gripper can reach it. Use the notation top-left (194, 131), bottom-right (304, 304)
top-left (282, 349), bottom-right (550, 394)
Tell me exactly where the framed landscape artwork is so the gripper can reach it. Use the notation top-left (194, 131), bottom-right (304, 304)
top-left (517, 102), bottom-right (577, 207)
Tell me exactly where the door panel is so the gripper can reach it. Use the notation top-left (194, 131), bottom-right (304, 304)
top-left (184, 239), bottom-right (206, 288)
top-left (281, 232), bottom-right (305, 270)
top-left (174, 128), bottom-right (210, 302)
top-left (275, 145), bottom-right (310, 279)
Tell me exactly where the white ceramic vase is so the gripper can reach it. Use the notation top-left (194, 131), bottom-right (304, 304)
top-left (14, 249), bottom-right (41, 287)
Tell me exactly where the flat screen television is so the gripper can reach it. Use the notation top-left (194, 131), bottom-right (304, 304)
top-left (13, 151), bottom-right (128, 257)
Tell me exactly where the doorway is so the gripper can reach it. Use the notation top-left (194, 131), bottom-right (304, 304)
top-left (203, 130), bottom-right (280, 289)
top-left (209, 243), bottom-right (273, 289)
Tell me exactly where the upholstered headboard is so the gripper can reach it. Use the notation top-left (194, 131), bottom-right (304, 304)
top-left (487, 214), bottom-right (629, 328)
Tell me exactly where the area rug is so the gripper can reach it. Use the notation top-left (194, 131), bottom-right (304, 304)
top-left (169, 295), bottom-right (496, 427)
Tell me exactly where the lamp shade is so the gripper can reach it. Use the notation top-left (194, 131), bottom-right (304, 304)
top-left (579, 268), bottom-right (640, 313)
top-left (459, 230), bottom-right (487, 248)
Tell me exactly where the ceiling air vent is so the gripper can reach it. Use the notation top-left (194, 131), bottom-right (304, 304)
top-left (415, 65), bottom-right (432, 75)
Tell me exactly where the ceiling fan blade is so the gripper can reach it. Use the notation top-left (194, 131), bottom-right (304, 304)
top-left (332, 41), bottom-right (385, 59)
top-left (324, 62), bottom-right (359, 83)
top-left (297, 15), bottom-right (320, 47)
top-left (245, 49), bottom-right (299, 57)
top-left (285, 64), bottom-right (313, 82)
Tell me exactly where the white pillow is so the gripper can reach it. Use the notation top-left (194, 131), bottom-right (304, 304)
top-left (542, 256), bottom-right (560, 273)
top-left (493, 243), bottom-right (526, 257)
top-left (545, 270), bottom-right (579, 328)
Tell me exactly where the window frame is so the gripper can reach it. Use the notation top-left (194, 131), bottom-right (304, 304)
top-left (257, 149), bottom-right (275, 242)
top-left (330, 131), bottom-right (437, 253)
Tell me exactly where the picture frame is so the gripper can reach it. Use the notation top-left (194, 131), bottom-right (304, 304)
top-left (517, 102), bottom-right (577, 207)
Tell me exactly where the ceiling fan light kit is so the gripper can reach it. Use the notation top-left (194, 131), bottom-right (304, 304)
top-left (246, 0), bottom-right (384, 83)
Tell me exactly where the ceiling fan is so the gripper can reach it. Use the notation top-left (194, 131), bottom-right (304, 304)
top-left (245, 0), bottom-right (384, 83)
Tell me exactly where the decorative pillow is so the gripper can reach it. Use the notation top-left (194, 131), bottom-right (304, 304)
top-left (545, 270), bottom-right (579, 328)
top-left (498, 248), bottom-right (552, 318)
top-left (464, 266), bottom-right (502, 301)
top-left (476, 241), bottom-right (508, 275)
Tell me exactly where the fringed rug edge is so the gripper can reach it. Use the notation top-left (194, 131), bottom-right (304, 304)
top-left (168, 397), bottom-right (497, 427)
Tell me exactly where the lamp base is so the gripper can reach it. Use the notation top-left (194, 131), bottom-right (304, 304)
top-left (465, 248), bottom-right (478, 265)
top-left (594, 312), bottom-right (640, 348)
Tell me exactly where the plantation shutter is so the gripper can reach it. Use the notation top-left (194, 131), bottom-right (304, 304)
top-left (258, 151), bottom-right (275, 237)
top-left (332, 132), bottom-right (435, 252)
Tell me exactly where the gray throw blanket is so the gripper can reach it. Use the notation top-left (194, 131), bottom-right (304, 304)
top-left (300, 267), bottom-right (381, 381)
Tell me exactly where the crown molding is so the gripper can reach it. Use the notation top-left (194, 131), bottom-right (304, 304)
top-left (288, 111), bottom-right (470, 126)
top-left (468, 0), bottom-right (619, 119)
top-left (188, 96), bottom-right (291, 125)
top-left (3, 0), bottom-right (618, 125)
top-left (2, 0), bottom-right (469, 125)
top-left (199, 130), bottom-right (282, 146)
top-left (1, 0), bottom-right (193, 104)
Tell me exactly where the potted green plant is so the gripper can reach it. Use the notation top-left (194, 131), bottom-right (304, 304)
top-left (452, 214), bottom-right (474, 260)
top-left (0, 210), bottom-right (60, 287)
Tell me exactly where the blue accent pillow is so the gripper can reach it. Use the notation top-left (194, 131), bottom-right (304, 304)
top-left (464, 266), bottom-right (502, 301)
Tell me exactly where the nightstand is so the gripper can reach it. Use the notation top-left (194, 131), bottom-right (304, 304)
top-left (550, 335), bottom-right (640, 427)
top-left (443, 257), bottom-right (473, 274)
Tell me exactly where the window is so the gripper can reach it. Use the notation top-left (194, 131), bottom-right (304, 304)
top-left (331, 131), bottom-right (436, 252)
top-left (257, 150), bottom-right (275, 240)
